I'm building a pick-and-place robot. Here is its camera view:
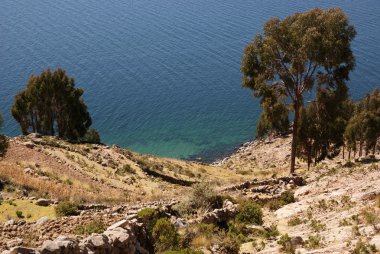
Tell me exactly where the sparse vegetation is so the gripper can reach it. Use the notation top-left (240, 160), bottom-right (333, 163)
top-left (55, 201), bottom-right (79, 217)
top-left (305, 234), bottom-right (322, 249)
top-left (236, 200), bottom-right (263, 225)
top-left (73, 220), bottom-right (106, 235)
top-left (152, 218), bottom-right (180, 252)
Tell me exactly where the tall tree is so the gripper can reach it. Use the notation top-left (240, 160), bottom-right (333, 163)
top-left (298, 84), bottom-right (354, 169)
top-left (241, 8), bottom-right (356, 173)
top-left (256, 87), bottom-right (290, 138)
top-left (0, 113), bottom-right (8, 158)
top-left (11, 68), bottom-right (93, 141)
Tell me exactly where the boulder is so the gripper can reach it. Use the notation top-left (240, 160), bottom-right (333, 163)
top-left (39, 236), bottom-right (79, 254)
top-left (36, 216), bottom-right (49, 225)
top-left (200, 200), bottom-right (237, 224)
top-left (2, 247), bottom-right (38, 254)
top-left (24, 168), bottom-right (34, 175)
top-left (6, 238), bottom-right (23, 248)
top-left (35, 199), bottom-right (50, 206)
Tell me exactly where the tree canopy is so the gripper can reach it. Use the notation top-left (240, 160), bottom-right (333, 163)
top-left (11, 68), bottom-right (92, 141)
top-left (241, 8), bottom-right (356, 172)
top-left (0, 113), bottom-right (8, 158)
top-left (344, 88), bottom-right (380, 157)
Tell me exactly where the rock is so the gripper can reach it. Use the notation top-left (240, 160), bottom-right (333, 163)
top-left (170, 216), bottom-right (187, 228)
top-left (107, 219), bottom-right (129, 230)
top-left (36, 216), bottom-right (49, 225)
top-left (35, 199), bottom-right (50, 206)
top-left (290, 236), bottom-right (304, 246)
top-left (24, 142), bottom-right (35, 149)
top-left (5, 219), bottom-right (15, 226)
top-left (40, 236), bottom-right (79, 254)
top-left (370, 235), bottom-right (380, 250)
top-left (24, 168), bottom-right (34, 174)
top-left (200, 200), bottom-right (237, 224)
top-left (2, 247), bottom-right (38, 254)
top-left (6, 238), bottom-right (23, 248)
top-left (27, 133), bottom-right (42, 139)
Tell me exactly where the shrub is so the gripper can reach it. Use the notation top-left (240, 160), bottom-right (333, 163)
top-left (137, 208), bottom-right (161, 233)
top-left (0, 134), bottom-right (9, 158)
top-left (305, 234), bottom-right (322, 249)
top-left (152, 218), bottom-right (180, 252)
top-left (82, 128), bottom-right (101, 144)
top-left (352, 239), bottom-right (377, 254)
top-left (361, 208), bottom-right (380, 227)
top-left (55, 201), bottom-right (79, 217)
top-left (278, 234), bottom-right (295, 254)
top-left (176, 183), bottom-right (224, 215)
top-left (163, 249), bottom-right (203, 254)
top-left (73, 220), bottom-right (106, 235)
top-left (116, 164), bottom-right (136, 175)
top-left (309, 219), bottom-right (326, 232)
top-left (288, 216), bottom-right (304, 226)
top-left (16, 210), bottom-right (24, 219)
top-left (219, 235), bottom-right (240, 254)
top-left (236, 201), bottom-right (263, 225)
top-left (266, 191), bottom-right (296, 211)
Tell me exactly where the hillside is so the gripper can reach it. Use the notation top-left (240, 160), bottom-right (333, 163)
top-left (0, 135), bottom-right (379, 254)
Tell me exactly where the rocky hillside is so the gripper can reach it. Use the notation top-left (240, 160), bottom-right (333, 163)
top-left (0, 135), bottom-right (379, 254)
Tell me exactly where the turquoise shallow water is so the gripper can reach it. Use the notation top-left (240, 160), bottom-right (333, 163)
top-left (1, 0), bottom-right (380, 161)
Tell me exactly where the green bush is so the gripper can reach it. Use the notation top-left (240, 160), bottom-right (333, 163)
top-left (82, 128), bottom-right (101, 144)
top-left (266, 191), bottom-right (296, 211)
top-left (55, 201), bottom-right (79, 217)
top-left (176, 183), bottom-right (224, 215)
top-left (352, 239), bottom-right (377, 254)
top-left (152, 218), bottom-right (180, 252)
top-left (236, 201), bottom-right (263, 225)
top-left (163, 249), bottom-right (204, 254)
top-left (0, 134), bottom-right (9, 158)
top-left (16, 210), bottom-right (24, 219)
top-left (73, 220), bottom-right (106, 235)
top-left (277, 234), bottom-right (295, 254)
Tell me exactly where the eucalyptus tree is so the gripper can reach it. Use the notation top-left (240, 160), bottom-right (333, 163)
top-left (0, 113), bottom-right (8, 158)
top-left (11, 68), bottom-right (93, 141)
top-left (241, 8), bottom-right (356, 173)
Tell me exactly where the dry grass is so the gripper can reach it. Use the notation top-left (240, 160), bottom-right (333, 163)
top-left (0, 162), bottom-right (123, 203)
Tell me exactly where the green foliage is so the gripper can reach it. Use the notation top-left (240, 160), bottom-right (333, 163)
top-left (152, 218), bottom-right (180, 253)
top-left (278, 234), bottom-right (295, 254)
top-left (352, 239), bottom-right (377, 254)
top-left (297, 84), bottom-right (354, 169)
top-left (163, 250), bottom-right (203, 254)
top-left (82, 128), bottom-right (101, 144)
top-left (267, 191), bottom-right (296, 211)
top-left (288, 216), bottom-right (304, 226)
top-left (309, 219), bottom-right (326, 232)
top-left (345, 88), bottom-right (380, 157)
top-left (236, 201), bottom-right (263, 225)
top-left (0, 134), bottom-right (8, 158)
top-left (0, 114), bottom-right (8, 158)
top-left (55, 201), bottom-right (79, 217)
top-left (73, 220), bottom-right (106, 235)
top-left (176, 183), bottom-right (224, 215)
top-left (241, 8), bottom-right (356, 172)
top-left (15, 210), bottom-right (24, 218)
top-left (305, 234), bottom-right (322, 249)
top-left (116, 164), bottom-right (136, 175)
top-left (11, 68), bottom-right (92, 140)
top-left (256, 91), bottom-right (290, 138)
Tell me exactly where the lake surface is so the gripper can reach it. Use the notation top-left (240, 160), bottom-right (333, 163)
top-left (1, 0), bottom-right (379, 161)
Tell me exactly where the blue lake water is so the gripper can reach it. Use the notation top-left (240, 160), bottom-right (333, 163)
top-left (1, 0), bottom-right (380, 161)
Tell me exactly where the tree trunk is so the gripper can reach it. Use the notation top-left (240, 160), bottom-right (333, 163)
top-left (342, 146), bottom-right (345, 160)
top-left (348, 148), bottom-right (351, 160)
top-left (290, 98), bottom-right (300, 174)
